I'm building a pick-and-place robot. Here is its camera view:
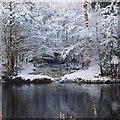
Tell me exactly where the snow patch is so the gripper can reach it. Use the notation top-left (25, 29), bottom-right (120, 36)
top-left (16, 63), bottom-right (54, 81)
top-left (61, 60), bottom-right (110, 82)
top-left (17, 74), bottom-right (53, 81)
top-left (61, 66), bottom-right (100, 81)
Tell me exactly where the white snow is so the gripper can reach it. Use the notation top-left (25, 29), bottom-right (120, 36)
top-left (111, 55), bottom-right (119, 64)
top-left (61, 59), bottom-right (110, 82)
top-left (17, 74), bottom-right (53, 81)
top-left (61, 67), bottom-right (109, 82)
top-left (62, 67), bottom-right (99, 81)
top-left (62, 42), bottom-right (80, 60)
top-left (16, 63), bottom-right (54, 81)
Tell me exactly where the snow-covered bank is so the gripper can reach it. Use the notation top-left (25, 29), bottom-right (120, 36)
top-left (62, 66), bottom-right (100, 81)
top-left (16, 63), bottom-right (54, 81)
top-left (59, 64), bottom-right (120, 83)
top-left (2, 63), bottom-right (53, 84)
top-left (16, 74), bottom-right (54, 81)
top-left (2, 63), bottom-right (120, 84)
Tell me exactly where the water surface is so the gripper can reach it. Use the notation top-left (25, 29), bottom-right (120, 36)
top-left (2, 83), bottom-right (120, 118)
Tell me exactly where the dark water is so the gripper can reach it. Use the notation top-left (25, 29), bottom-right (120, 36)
top-left (2, 83), bottom-right (120, 119)
top-left (0, 84), bottom-right (2, 117)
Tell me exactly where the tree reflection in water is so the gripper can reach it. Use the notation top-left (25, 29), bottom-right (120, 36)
top-left (2, 84), bottom-right (120, 119)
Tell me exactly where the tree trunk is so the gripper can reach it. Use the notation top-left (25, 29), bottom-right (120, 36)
top-left (100, 62), bottom-right (104, 76)
top-left (10, 47), bottom-right (14, 74)
top-left (8, 2), bottom-right (15, 75)
top-left (110, 64), bottom-right (113, 79)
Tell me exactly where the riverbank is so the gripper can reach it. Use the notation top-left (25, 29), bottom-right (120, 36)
top-left (1, 63), bottom-right (120, 84)
top-left (2, 76), bottom-right (52, 84)
top-left (59, 78), bottom-right (120, 84)
top-left (2, 75), bottom-right (120, 84)
top-left (60, 63), bottom-right (120, 84)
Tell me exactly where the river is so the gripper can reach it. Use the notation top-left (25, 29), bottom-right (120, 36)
top-left (2, 83), bottom-right (120, 119)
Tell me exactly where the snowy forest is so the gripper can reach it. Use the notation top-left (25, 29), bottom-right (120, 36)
top-left (1, 1), bottom-right (120, 119)
top-left (1, 0), bottom-right (120, 83)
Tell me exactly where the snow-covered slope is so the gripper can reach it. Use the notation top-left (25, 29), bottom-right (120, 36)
top-left (62, 66), bottom-right (100, 81)
top-left (61, 59), bottom-right (110, 82)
